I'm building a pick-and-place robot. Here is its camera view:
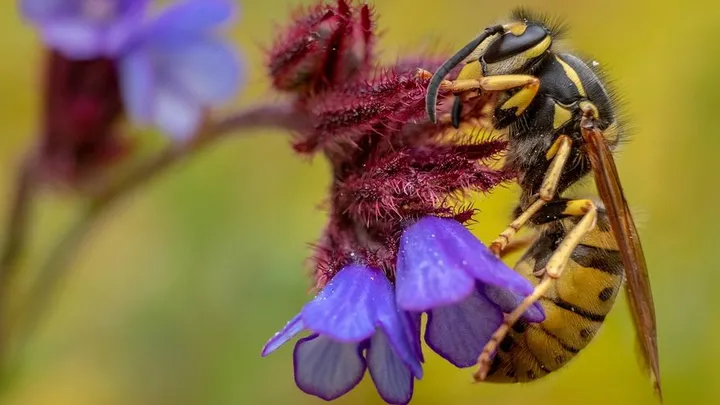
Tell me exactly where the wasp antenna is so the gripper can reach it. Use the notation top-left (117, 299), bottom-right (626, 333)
top-left (450, 95), bottom-right (463, 128)
top-left (425, 25), bottom-right (504, 123)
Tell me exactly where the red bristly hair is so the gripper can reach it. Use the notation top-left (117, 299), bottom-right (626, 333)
top-left (269, 0), bottom-right (510, 289)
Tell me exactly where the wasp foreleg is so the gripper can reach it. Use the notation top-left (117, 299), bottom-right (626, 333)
top-left (418, 65), bottom-right (540, 127)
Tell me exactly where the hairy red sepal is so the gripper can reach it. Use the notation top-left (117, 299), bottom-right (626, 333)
top-left (272, 1), bottom-right (511, 288)
top-left (336, 141), bottom-right (508, 224)
top-left (268, 0), bottom-right (376, 94)
top-left (293, 67), bottom-right (429, 155)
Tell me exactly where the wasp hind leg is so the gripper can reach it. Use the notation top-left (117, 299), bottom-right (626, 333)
top-left (489, 134), bottom-right (573, 256)
top-left (474, 198), bottom-right (599, 381)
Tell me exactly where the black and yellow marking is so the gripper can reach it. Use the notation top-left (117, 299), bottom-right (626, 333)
top-left (553, 104), bottom-right (573, 129)
top-left (448, 73), bottom-right (542, 128)
top-left (484, 23), bottom-right (548, 63)
top-left (479, 140), bottom-right (623, 383)
top-left (484, 206), bottom-right (624, 383)
top-left (423, 7), bottom-right (656, 396)
top-left (491, 326), bottom-right (552, 383)
top-left (555, 56), bottom-right (587, 97)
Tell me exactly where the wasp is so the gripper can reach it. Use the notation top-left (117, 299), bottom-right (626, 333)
top-left (422, 8), bottom-right (661, 399)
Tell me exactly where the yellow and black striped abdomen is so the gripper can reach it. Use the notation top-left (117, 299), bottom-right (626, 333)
top-left (486, 208), bottom-right (624, 383)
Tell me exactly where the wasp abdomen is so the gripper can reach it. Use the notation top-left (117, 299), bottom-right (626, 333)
top-left (485, 207), bottom-right (624, 383)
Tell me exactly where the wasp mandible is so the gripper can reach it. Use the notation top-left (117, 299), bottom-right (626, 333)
top-left (422, 8), bottom-right (661, 400)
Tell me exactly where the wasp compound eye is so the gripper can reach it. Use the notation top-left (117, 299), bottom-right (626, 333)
top-left (483, 24), bottom-right (550, 64)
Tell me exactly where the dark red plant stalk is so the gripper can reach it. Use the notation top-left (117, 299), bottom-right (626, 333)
top-left (39, 50), bottom-right (130, 185)
top-left (269, 0), bottom-right (509, 289)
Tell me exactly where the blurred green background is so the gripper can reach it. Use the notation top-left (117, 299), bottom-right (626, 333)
top-left (0, 0), bottom-right (718, 404)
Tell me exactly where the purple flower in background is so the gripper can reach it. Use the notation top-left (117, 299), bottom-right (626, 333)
top-left (119, 0), bottom-right (242, 139)
top-left (20, 0), bottom-right (243, 181)
top-left (262, 265), bottom-right (423, 405)
top-left (20, 0), bottom-right (147, 59)
top-left (396, 216), bottom-right (545, 367)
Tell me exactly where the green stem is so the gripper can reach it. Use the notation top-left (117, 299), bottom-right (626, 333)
top-left (0, 154), bottom-right (37, 287)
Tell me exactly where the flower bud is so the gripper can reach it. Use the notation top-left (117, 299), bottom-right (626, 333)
top-left (268, 0), bottom-right (375, 94)
top-left (39, 50), bottom-right (129, 184)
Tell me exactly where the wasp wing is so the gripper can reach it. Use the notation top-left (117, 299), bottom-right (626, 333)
top-left (582, 124), bottom-right (662, 401)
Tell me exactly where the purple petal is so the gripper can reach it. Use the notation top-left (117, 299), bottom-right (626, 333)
top-left (151, 86), bottom-right (203, 141)
top-left (261, 314), bottom-right (305, 357)
top-left (424, 287), bottom-right (503, 367)
top-left (294, 335), bottom-right (366, 401)
top-left (396, 217), bottom-right (476, 311)
top-left (143, 0), bottom-right (234, 43)
top-left (367, 330), bottom-right (415, 405)
top-left (104, 15), bottom-right (143, 55)
top-left (40, 19), bottom-right (104, 59)
top-left (483, 283), bottom-right (545, 323)
top-left (119, 50), bottom-right (154, 123)
top-left (437, 219), bottom-right (536, 295)
top-left (19, 0), bottom-right (73, 21)
top-left (118, 0), bottom-right (150, 17)
top-left (153, 37), bottom-right (242, 104)
top-left (403, 311), bottom-right (424, 363)
top-left (24, 0), bottom-right (147, 57)
top-left (376, 306), bottom-right (423, 378)
top-left (463, 249), bottom-right (539, 296)
top-left (21, 0), bottom-right (149, 23)
top-left (408, 217), bottom-right (537, 296)
top-left (302, 265), bottom-right (387, 342)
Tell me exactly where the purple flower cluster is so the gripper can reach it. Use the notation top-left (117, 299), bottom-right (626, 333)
top-left (258, 1), bottom-right (547, 404)
top-left (263, 217), bottom-right (544, 404)
top-left (263, 265), bottom-right (422, 404)
top-left (22, 0), bottom-right (242, 140)
top-left (20, 0), bottom-right (242, 181)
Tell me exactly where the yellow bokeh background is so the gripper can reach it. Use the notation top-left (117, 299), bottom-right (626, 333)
top-left (0, 0), bottom-right (719, 404)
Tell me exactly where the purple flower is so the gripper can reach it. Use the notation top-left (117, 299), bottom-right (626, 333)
top-left (20, 0), bottom-right (147, 59)
top-left (396, 216), bottom-right (545, 367)
top-left (120, 0), bottom-right (243, 140)
top-left (262, 265), bottom-right (422, 405)
top-left (21, 0), bottom-right (243, 141)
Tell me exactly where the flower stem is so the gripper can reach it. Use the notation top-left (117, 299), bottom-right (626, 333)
top-left (6, 102), bottom-right (307, 369)
top-left (0, 153), bottom-right (38, 386)
top-left (0, 154), bottom-right (37, 286)
top-left (92, 103), bottom-right (307, 205)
